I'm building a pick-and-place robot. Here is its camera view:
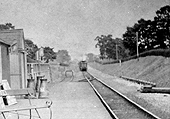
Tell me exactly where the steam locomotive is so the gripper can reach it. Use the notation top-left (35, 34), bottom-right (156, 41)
top-left (79, 61), bottom-right (87, 71)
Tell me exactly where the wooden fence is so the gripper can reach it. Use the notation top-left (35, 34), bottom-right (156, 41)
top-left (27, 63), bottom-right (52, 83)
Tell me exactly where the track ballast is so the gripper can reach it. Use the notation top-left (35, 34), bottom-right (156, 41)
top-left (83, 72), bottom-right (161, 119)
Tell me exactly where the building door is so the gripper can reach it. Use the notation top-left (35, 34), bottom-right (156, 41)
top-left (10, 53), bottom-right (21, 89)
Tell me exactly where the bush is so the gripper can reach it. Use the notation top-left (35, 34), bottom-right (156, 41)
top-left (95, 48), bottom-right (170, 65)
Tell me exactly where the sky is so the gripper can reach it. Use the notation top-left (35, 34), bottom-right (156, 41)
top-left (0, 0), bottom-right (169, 59)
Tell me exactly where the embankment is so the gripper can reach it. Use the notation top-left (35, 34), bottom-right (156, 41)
top-left (89, 56), bottom-right (170, 87)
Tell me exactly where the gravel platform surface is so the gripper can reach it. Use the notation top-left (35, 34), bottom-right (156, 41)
top-left (48, 82), bottom-right (112, 119)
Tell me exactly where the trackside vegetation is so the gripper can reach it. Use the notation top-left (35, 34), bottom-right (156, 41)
top-left (94, 5), bottom-right (170, 61)
top-left (95, 48), bottom-right (170, 64)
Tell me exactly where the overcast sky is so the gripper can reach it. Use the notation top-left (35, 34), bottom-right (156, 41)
top-left (0, 0), bottom-right (169, 59)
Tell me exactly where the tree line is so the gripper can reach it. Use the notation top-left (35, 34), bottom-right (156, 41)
top-left (25, 39), bottom-right (71, 63)
top-left (95, 5), bottom-right (170, 60)
top-left (0, 23), bottom-right (71, 63)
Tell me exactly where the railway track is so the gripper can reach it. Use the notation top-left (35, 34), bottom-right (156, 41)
top-left (83, 72), bottom-right (161, 119)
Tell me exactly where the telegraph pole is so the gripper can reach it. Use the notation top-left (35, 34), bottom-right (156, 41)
top-left (116, 44), bottom-right (118, 60)
top-left (136, 32), bottom-right (139, 61)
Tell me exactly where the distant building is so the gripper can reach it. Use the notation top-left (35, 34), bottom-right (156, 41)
top-left (36, 47), bottom-right (45, 63)
top-left (0, 29), bottom-right (27, 89)
top-left (86, 53), bottom-right (95, 62)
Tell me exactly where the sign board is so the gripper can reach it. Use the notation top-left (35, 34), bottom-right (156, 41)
top-left (2, 80), bottom-right (17, 106)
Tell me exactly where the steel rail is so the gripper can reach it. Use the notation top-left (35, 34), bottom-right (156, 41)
top-left (85, 72), bottom-right (161, 119)
top-left (83, 72), bottom-right (119, 119)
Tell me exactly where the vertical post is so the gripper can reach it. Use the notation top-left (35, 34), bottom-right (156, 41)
top-left (24, 50), bottom-right (27, 88)
top-left (39, 78), bottom-right (49, 98)
top-left (38, 62), bottom-right (40, 75)
top-left (28, 64), bottom-right (31, 79)
top-left (31, 64), bottom-right (34, 78)
top-left (27, 78), bottom-right (35, 96)
top-left (49, 65), bottom-right (52, 82)
top-left (0, 46), bottom-right (2, 84)
top-left (119, 60), bottom-right (121, 66)
top-left (116, 44), bottom-right (118, 60)
top-left (35, 75), bottom-right (44, 97)
top-left (136, 32), bottom-right (139, 61)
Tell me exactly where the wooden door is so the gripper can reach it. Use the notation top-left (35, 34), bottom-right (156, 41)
top-left (10, 54), bottom-right (21, 89)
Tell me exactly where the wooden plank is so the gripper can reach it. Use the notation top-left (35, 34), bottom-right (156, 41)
top-left (1, 80), bottom-right (17, 106)
top-left (0, 100), bottom-right (52, 112)
top-left (140, 86), bottom-right (170, 94)
top-left (4, 88), bottom-right (34, 96)
top-left (0, 88), bottom-right (35, 106)
top-left (0, 97), bottom-right (5, 109)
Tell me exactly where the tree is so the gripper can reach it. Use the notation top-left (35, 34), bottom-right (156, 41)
top-left (0, 23), bottom-right (15, 30)
top-left (25, 39), bottom-right (57, 62)
top-left (25, 39), bottom-right (38, 59)
top-left (154, 5), bottom-right (170, 48)
top-left (122, 18), bottom-right (154, 55)
top-left (43, 47), bottom-right (56, 63)
top-left (95, 35), bottom-right (109, 59)
top-left (122, 26), bottom-right (138, 56)
top-left (56, 50), bottom-right (71, 64)
top-left (95, 34), bottom-right (126, 59)
top-left (123, 5), bottom-right (170, 56)
top-left (114, 38), bottom-right (128, 59)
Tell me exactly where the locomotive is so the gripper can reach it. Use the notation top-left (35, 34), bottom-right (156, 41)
top-left (79, 61), bottom-right (87, 71)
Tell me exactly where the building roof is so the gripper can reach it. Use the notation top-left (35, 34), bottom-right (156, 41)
top-left (0, 29), bottom-right (24, 47)
top-left (0, 38), bottom-right (10, 46)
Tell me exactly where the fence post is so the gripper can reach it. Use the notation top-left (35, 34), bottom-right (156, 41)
top-left (35, 75), bottom-right (44, 98)
top-left (48, 65), bottom-right (52, 82)
top-left (31, 64), bottom-right (34, 78)
top-left (39, 78), bottom-right (49, 98)
top-left (27, 77), bottom-right (36, 96)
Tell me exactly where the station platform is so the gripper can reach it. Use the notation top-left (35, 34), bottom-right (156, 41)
top-left (49, 81), bottom-right (112, 119)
